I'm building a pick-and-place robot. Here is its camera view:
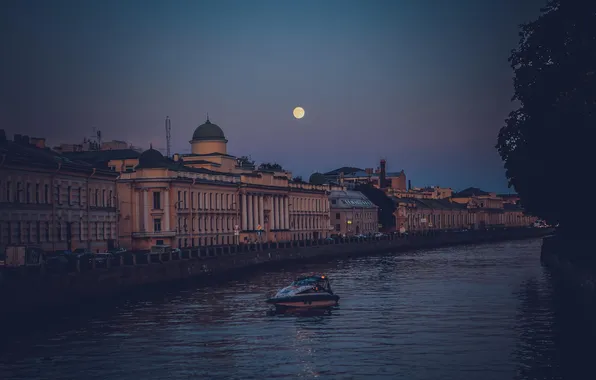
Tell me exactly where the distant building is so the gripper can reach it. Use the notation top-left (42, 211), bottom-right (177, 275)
top-left (62, 149), bottom-right (142, 173)
top-left (0, 131), bottom-right (119, 253)
top-left (323, 160), bottom-right (407, 191)
top-left (329, 190), bottom-right (378, 236)
top-left (390, 185), bottom-right (453, 200)
top-left (392, 187), bottom-right (536, 232)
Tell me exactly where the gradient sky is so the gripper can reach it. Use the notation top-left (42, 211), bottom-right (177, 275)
top-left (0, 0), bottom-right (546, 192)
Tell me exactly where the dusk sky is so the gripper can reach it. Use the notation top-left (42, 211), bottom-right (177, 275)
top-left (1, 0), bottom-right (545, 192)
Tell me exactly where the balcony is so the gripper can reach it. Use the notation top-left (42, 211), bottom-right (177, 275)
top-left (132, 230), bottom-right (176, 238)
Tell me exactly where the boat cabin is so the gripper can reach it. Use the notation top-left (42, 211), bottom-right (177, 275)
top-left (291, 275), bottom-right (333, 293)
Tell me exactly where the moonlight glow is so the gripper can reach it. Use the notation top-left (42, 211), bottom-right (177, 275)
top-left (293, 106), bottom-right (305, 119)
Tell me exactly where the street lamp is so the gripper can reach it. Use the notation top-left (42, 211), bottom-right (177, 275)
top-left (231, 201), bottom-right (239, 245)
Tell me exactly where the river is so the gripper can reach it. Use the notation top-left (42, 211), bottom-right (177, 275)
top-left (1, 238), bottom-right (594, 380)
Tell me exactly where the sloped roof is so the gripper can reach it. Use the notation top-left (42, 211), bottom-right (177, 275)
top-left (453, 187), bottom-right (490, 197)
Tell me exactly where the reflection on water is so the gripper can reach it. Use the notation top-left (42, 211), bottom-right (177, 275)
top-left (1, 239), bottom-right (594, 379)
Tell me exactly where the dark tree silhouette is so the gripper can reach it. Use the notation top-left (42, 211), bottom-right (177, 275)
top-left (496, 0), bottom-right (595, 237)
top-left (258, 162), bottom-right (283, 171)
top-left (355, 184), bottom-right (396, 231)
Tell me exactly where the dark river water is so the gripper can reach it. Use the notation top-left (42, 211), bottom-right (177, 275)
top-left (1, 238), bottom-right (595, 380)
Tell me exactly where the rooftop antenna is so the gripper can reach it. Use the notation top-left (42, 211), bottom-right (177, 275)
top-left (165, 116), bottom-right (171, 157)
top-left (206, 112), bottom-right (210, 122)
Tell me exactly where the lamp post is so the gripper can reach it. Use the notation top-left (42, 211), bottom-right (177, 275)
top-left (231, 201), bottom-right (239, 245)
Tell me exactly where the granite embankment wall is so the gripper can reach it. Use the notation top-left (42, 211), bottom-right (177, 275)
top-left (540, 234), bottom-right (596, 304)
top-left (1, 228), bottom-right (550, 317)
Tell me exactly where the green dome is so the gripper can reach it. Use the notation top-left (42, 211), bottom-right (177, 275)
top-left (192, 119), bottom-right (226, 141)
top-left (309, 172), bottom-right (327, 185)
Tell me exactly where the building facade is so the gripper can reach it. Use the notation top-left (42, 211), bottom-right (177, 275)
top-left (116, 119), bottom-right (337, 250)
top-left (323, 160), bottom-right (407, 191)
top-left (329, 190), bottom-right (378, 236)
top-left (393, 187), bottom-right (536, 232)
top-left (0, 131), bottom-right (119, 253)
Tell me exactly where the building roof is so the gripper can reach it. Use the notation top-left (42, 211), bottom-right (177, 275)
top-left (0, 136), bottom-right (117, 176)
top-left (324, 167), bottom-right (363, 176)
top-left (62, 149), bottom-right (141, 165)
top-left (192, 119), bottom-right (226, 141)
top-left (393, 197), bottom-right (467, 210)
top-left (329, 190), bottom-right (377, 209)
top-left (452, 187), bottom-right (491, 197)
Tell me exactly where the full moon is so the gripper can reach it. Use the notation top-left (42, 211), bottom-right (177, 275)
top-left (293, 106), bottom-right (305, 119)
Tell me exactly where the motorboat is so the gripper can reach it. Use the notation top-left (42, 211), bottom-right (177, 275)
top-left (266, 275), bottom-right (340, 309)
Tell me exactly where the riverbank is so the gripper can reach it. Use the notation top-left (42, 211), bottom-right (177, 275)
top-left (1, 228), bottom-right (551, 318)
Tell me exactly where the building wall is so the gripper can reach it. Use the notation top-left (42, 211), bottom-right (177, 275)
top-left (0, 166), bottom-right (117, 253)
top-left (395, 199), bottom-right (536, 233)
top-left (329, 190), bottom-right (378, 236)
top-left (117, 168), bottom-right (334, 250)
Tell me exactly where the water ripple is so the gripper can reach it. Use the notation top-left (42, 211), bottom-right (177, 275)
top-left (1, 239), bottom-right (595, 380)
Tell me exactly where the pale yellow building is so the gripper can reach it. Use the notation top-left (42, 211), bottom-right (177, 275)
top-left (116, 119), bottom-right (339, 250)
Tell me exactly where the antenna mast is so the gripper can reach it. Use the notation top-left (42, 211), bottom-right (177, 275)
top-left (165, 116), bottom-right (172, 157)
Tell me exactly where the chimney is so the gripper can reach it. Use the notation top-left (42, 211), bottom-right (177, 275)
top-left (408, 180), bottom-right (412, 190)
top-left (379, 159), bottom-right (387, 189)
top-left (0, 129), bottom-right (6, 142)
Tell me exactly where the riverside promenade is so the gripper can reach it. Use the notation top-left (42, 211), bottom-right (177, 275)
top-left (0, 227), bottom-right (551, 318)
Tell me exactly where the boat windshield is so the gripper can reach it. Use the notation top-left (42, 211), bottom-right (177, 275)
top-left (291, 278), bottom-right (320, 287)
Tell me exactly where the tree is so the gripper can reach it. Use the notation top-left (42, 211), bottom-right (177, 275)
top-left (258, 162), bottom-right (283, 171)
top-left (355, 184), bottom-right (396, 231)
top-left (496, 0), bottom-right (595, 237)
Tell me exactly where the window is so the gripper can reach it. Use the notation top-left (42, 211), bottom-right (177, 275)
top-left (45, 222), bottom-right (50, 241)
top-left (56, 185), bottom-right (61, 205)
top-left (153, 192), bottom-right (161, 209)
top-left (26, 222), bottom-right (31, 243)
top-left (94, 189), bottom-right (99, 206)
top-left (16, 182), bottom-right (22, 203)
top-left (102, 189), bottom-right (106, 206)
top-left (44, 184), bottom-right (49, 203)
top-left (26, 183), bottom-right (31, 203)
top-left (335, 224), bottom-right (340, 231)
top-left (154, 218), bottom-right (162, 232)
top-left (35, 184), bottom-right (40, 203)
top-left (36, 221), bottom-right (41, 243)
top-left (335, 213), bottom-right (340, 219)
top-left (56, 223), bottom-right (62, 241)
top-left (5, 181), bottom-right (10, 202)
top-left (67, 186), bottom-right (72, 205)
top-left (109, 190), bottom-right (113, 207)
top-left (125, 165), bottom-right (134, 172)
top-left (78, 187), bottom-right (83, 205)
top-left (16, 222), bottom-right (22, 243)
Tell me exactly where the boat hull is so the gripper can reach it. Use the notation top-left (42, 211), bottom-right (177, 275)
top-left (266, 294), bottom-right (340, 309)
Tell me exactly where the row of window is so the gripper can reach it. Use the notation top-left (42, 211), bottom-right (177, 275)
top-left (335, 212), bottom-right (375, 220)
top-left (150, 214), bottom-right (328, 233)
top-left (0, 180), bottom-right (113, 207)
top-left (334, 223), bottom-right (377, 232)
top-left (0, 221), bottom-right (115, 244)
top-left (151, 191), bottom-right (329, 213)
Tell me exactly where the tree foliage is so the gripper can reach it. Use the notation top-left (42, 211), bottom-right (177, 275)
top-left (258, 162), bottom-right (283, 171)
top-left (355, 184), bottom-right (396, 231)
top-left (496, 0), bottom-right (595, 236)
